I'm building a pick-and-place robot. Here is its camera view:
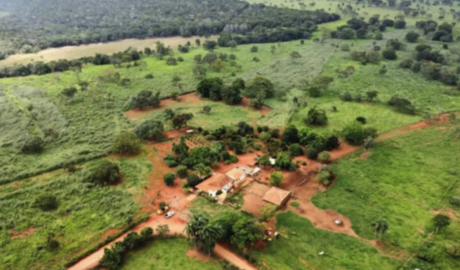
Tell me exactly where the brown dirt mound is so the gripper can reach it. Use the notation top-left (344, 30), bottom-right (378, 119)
top-left (11, 227), bottom-right (35, 239)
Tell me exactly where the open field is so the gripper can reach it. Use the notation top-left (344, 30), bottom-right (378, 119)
top-left (0, 36), bottom-right (217, 67)
top-left (312, 124), bottom-right (460, 269)
top-left (121, 238), bottom-right (221, 270)
top-left (0, 155), bottom-right (151, 270)
top-left (251, 211), bottom-right (399, 270)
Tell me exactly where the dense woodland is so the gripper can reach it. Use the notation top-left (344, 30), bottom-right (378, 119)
top-left (0, 0), bottom-right (339, 57)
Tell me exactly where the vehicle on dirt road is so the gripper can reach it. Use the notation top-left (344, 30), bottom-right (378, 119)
top-left (165, 211), bottom-right (175, 219)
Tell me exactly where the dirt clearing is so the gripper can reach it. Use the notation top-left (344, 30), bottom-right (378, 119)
top-left (0, 36), bottom-right (217, 66)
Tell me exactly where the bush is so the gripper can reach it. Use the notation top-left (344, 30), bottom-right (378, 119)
top-left (34, 194), bottom-right (58, 211)
top-left (399, 59), bottom-right (414, 69)
top-left (250, 46), bottom-right (258, 53)
top-left (289, 143), bottom-right (304, 157)
top-left (187, 173), bottom-right (202, 187)
top-left (176, 165), bottom-right (188, 179)
top-left (166, 57), bottom-right (177, 65)
top-left (135, 120), bottom-right (164, 140)
top-left (406, 31), bottom-right (420, 43)
top-left (317, 171), bottom-right (332, 185)
top-left (21, 136), bottom-right (44, 153)
top-left (388, 95), bottom-right (416, 114)
top-left (340, 44), bottom-right (350, 52)
top-left (258, 132), bottom-right (271, 143)
top-left (411, 62), bottom-right (421, 73)
top-left (342, 122), bottom-right (366, 145)
top-left (91, 162), bottom-right (121, 185)
top-left (163, 155), bottom-right (178, 167)
top-left (216, 190), bottom-right (223, 196)
top-left (163, 173), bottom-right (175, 186)
top-left (341, 91), bottom-right (353, 101)
top-left (394, 20), bottom-right (406, 29)
top-left (325, 135), bottom-right (340, 151)
top-left (269, 171), bottom-right (283, 186)
top-left (382, 49), bottom-right (397, 60)
top-left (112, 131), bottom-right (141, 155)
top-left (318, 151), bottom-right (330, 163)
top-left (306, 146), bottom-right (318, 159)
top-left (356, 116), bottom-right (367, 124)
top-left (305, 107), bottom-right (328, 125)
top-left (145, 74), bottom-right (154, 79)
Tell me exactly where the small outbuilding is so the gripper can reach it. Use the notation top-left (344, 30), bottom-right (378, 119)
top-left (262, 187), bottom-right (291, 206)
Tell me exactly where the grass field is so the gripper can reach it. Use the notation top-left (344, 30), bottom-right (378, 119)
top-left (0, 155), bottom-right (151, 270)
top-left (121, 238), bottom-right (221, 270)
top-left (251, 211), bottom-right (400, 270)
top-left (312, 125), bottom-right (460, 269)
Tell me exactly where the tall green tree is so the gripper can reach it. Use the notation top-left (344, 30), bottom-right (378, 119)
top-left (185, 214), bottom-right (223, 255)
top-left (231, 219), bottom-right (264, 249)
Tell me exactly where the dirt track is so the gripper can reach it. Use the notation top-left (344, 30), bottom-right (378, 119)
top-left (68, 112), bottom-right (460, 270)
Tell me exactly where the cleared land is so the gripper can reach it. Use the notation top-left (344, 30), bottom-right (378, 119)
top-left (0, 36), bottom-right (216, 67)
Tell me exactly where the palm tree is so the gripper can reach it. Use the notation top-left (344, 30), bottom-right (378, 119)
top-left (185, 214), bottom-right (223, 255)
top-left (371, 219), bottom-right (388, 240)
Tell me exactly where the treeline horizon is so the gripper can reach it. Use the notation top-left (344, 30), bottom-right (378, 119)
top-left (0, 0), bottom-right (339, 59)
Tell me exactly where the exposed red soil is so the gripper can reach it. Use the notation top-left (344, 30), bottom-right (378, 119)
top-left (432, 208), bottom-right (460, 222)
top-left (376, 112), bottom-right (458, 142)
top-left (101, 229), bottom-right (119, 240)
top-left (240, 96), bottom-right (271, 115)
top-left (186, 248), bottom-right (212, 262)
top-left (11, 227), bottom-right (35, 239)
top-left (164, 127), bottom-right (190, 139)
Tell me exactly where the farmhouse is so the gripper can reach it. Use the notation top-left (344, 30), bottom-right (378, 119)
top-left (263, 187), bottom-right (291, 206)
top-left (196, 173), bottom-right (233, 197)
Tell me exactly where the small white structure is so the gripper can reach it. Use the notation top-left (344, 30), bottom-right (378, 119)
top-left (269, 158), bottom-right (276, 166)
top-left (248, 167), bottom-right (261, 176)
top-left (334, 219), bottom-right (342, 225)
top-left (186, 129), bottom-right (194, 134)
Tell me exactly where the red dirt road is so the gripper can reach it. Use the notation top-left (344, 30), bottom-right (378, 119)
top-left (68, 214), bottom-right (257, 270)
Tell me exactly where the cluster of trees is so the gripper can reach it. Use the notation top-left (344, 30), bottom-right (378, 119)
top-left (0, 0), bottom-right (339, 56)
top-left (193, 52), bottom-right (240, 78)
top-left (400, 44), bottom-right (458, 87)
top-left (186, 213), bottom-right (265, 256)
top-left (341, 122), bottom-right (378, 146)
top-left (124, 91), bottom-right (161, 111)
top-left (331, 17), bottom-right (403, 40)
top-left (197, 77), bottom-right (244, 104)
top-left (416, 21), bottom-right (454, 42)
top-left (0, 48), bottom-right (144, 78)
top-left (99, 227), bottom-right (154, 270)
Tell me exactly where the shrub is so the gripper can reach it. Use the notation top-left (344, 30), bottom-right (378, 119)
top-left (317, 171), bottom-right (332, 185)
top-left (318, 151), bottom-right (330, 163)
top-left (289, 143), bottom-right (304, 157)
top-left (34, 194), bottom-right (58, 211)
top-left (250, 46), bottom-right (258, 53)
top-left (388, 95), bottom-right (416, 114)
top-left (382, 49), bottom-right (397, 60)
top-left (112, 131), bottom-right (141, 155)
top-left (21, 136), bottom-right (44, 153)
top-left (258, 132), bottom-right (271, 143)
top-left (91, 162), bottom-right (121, 185)
top-left (411, 62), bottom-right (421, 73)
top-left (306, 146), bottom-right (318, 159)
top-left (163, 155), bottom-right (178, 167)
top-left (145, 74), bottom-right (154, 79)
top-left (394, 20), bottom-right (406, 29)
top-left (270, 129), bottom-right (280, 138)
top-left (341, 91), bottom-right (353, 101)
top-left (342, 122), bottom-right (366, 145)
top-left (269, 171), bottom-right (283, 186)
top-left (325, 135), bottom-right (340, 150)
top-left (356, 116), bottom-right (367, 124)
top-left (176, 165), bottom-right (188, 179)
top-left (216, 190), bottom-right (223, 196)
top-left (187, 173), bottom-right (202, 187)
top-left (163, 173), bottom-right (175, 186)
top-left (305, 107), bottom-right (328, 125)
top-left (135, 120), bottom-right (164, 140)
top-left (340, 44), bottom-right (350, 52)
top-left (406, 31), bottom-right (420, 43)
top-left (399, 59), bottom-right (414, 69)
top-left (166, 57), bottom-right (177, 65)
